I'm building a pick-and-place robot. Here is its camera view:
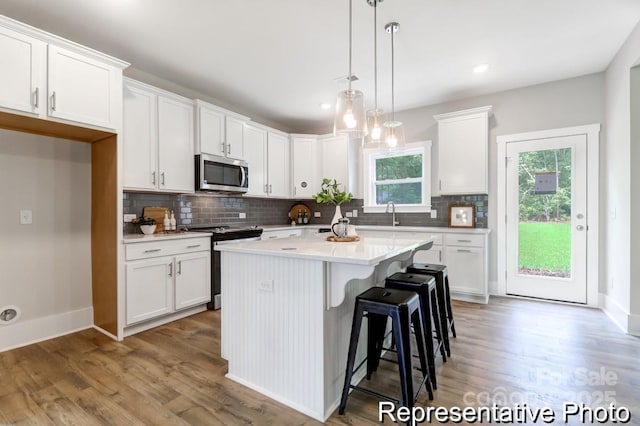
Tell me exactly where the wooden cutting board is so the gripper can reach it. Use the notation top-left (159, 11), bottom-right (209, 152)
top-left (142, 207), bottom-right (169, 233)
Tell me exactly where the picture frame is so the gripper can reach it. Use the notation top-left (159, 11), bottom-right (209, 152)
top-left (448, 204), bottom-right (476, 228)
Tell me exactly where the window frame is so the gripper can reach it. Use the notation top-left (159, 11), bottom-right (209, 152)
top-left (362, 140), bottom-right (432, 213)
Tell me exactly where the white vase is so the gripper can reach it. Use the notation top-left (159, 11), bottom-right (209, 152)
top-left (331, 205), bottom-right (342, 226)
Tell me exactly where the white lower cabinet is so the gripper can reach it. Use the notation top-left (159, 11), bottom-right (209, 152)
top-left (125, 237), bottom-right (211, 326)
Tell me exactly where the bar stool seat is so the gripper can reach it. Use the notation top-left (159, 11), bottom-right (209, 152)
top-left (385, 272), bottom-right (445, 391)
top-left (338, 287), bottom-right (433, 415)
top-left (407, 263), bottom-right (456, 357)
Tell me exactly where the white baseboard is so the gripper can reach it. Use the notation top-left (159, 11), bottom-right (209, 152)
top-left (628, 313), bottom-right (640, 336)
top-left (0, 307), bottom-right (93, 352)
top-left (123, 305), bottom-right (207, 337)
top-left (451, 291), bottom-right (489, 304)
top-left (599, 292), bottom-right (629, 333)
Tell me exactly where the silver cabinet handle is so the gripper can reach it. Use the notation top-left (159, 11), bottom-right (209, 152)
top-left (458, 239), bottom-right (472, 243)
top-left (187, 244), bottom-right (201, 249)
top-left (33, 88), bottom-right (39, 108)
top-left (439, 179), bottom-right (442, 191)
top-left (143, 248), bottom-right (161, 253)
top-left (152, 171), bottom-right (156, 185)
top-left (264, 184), bottom-right (268, 194)
top-left (161, 172), bottom-right (165, 185)
top-left (221, 142), bottom-right (226, 155)
top-left (457, 249), bottom-right (472, 253)
top-left (439, 250), bottom-right (442, 262)
top-left (50, 91), bottom-right (56, 111)
top-left (269, 184), bottom-right (272, 194)
top-left (168, 263), bottom-right (173, 277)
top-left (177, 261), bottom-right (182, 275)
top-left (227, 144), bottom-right (231, 155)
top-left (268, 236), bottom-right (278, 239)
top-left (294, 186), bottom-right (297, 196)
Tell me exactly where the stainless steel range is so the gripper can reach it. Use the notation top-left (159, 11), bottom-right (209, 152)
top-left (189, 225), bottom-right (263, 309)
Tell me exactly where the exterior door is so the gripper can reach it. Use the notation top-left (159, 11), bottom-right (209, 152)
top-left (505, 134), bottom-right (587, 303)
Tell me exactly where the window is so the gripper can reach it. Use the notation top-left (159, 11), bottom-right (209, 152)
top-left (363, 141), bottom-right (432, 213)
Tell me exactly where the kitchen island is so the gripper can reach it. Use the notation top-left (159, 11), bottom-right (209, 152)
top-left (216, 231), bottom-right (433, 421)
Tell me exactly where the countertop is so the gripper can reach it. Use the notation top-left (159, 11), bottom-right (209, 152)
top-left (215, 232), bottom-right (433, 266)
top-left (261, 224), bottom-right (491, 234)
top-left (123, 231), bottom-right (212, 244)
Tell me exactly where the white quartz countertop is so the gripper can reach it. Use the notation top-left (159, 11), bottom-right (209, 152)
top-left (123, 231), bottom-right (212, 244)
top-left (215, 233), bottom-right (433, 265)
top-left (261, 224), bottom-right (491, 234)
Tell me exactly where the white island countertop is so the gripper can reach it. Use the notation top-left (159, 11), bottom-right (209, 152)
top-left (215, 232), bottom-right (433, 266)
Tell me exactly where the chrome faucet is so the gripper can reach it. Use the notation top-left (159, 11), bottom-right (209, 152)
top-left (385, 201), bottom-right (400, 227)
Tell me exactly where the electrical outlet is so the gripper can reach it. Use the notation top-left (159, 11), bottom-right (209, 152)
top-left (239, 212), bottom-right (246, 219)
top-left (314, 211), bottom-right (321, 217)
top-left (124, 214), bottom-right (137, 223)
top-left (352, 209), bottom-right (358, 218)
top-left (19, 210), bottom-right (32, 225)
top-left (345, 211), bottom-right (353, 218)
top-left (430, 210), bottom-right (437, 219)
top-left (259, 280), bottom-right (274, 292)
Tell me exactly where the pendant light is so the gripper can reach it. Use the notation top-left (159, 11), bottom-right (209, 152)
top-left (334, 0), bottom-right (367, 137)
top-left (382, 22), bottom-right (405, 151)
top-left (365, 0), bottom-right (383, 146)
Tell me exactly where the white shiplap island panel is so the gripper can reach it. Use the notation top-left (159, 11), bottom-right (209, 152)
top-left (217, 233), bottom-right (433, 421)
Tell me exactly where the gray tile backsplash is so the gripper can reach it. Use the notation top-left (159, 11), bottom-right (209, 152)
top-left (124, 192), bottom-right (488, 233)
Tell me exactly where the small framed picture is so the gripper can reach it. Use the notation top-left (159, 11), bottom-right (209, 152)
top-left (449, 205), bottom-right (476, 228)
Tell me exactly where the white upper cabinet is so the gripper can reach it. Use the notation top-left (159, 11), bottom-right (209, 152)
top-left (244, 124), bottom-right (268, 196)
top-left (244, 124), bottom-right (290, 198)
top-left (0, 16), bottom-right (128, 130)
top-left (320, 134), bottom-right (351, 193)
top-left (194, 100), bottom-right (248, 160)
top-left (0, 26), bottom-right (45, 116)
top-left (123, 78), bottom-right (194, 193)
top-left (47, 45), bottom-right (119, 129)
top-left (267, 132), bottom-right (290, 198)
top-left (291, 135), bottom-right (320, 198)
top-left (434, 106), bottom-right (492, 195)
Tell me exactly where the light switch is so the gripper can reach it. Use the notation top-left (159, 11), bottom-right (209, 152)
top-left (123, 214), bottom-right (137, 223)
top-left (352, 209), bottom-right (358, 218)
top-left (345, 211), bottom-right (353, 218)
top-left (239, 212), bottom-right (246, 219)
top-left (430, 210), bottom-right (437, 219)
top-left (19, 210), bottom-right (32, 225)
top-left (314, 211), bottom-right (321, 217)
top-left (259, 280), bottom-right (274, 292)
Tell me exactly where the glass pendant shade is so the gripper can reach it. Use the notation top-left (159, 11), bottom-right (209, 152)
top-left (365, 108), bottom-right (384, 146)
top-left (334, 89), bottom-right (367, 137)
top-left (382, 119), bottom-right (405, 151)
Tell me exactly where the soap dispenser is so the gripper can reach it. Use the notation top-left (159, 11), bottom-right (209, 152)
top-left (163, 211), bottom-right (170, 232)
top-left (170, 210), bottom-right (177, 231)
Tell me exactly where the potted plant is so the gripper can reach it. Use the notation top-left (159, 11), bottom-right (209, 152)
top-left (137, 216), bottom-right (157, 235)
top-left (312, 178), bottom-right (354, 225)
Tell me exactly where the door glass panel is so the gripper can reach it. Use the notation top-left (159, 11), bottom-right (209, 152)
top-left (517, 148), bottom-right (572, 278)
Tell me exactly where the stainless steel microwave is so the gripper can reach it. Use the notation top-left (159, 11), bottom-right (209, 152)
top-left (195, 154), bottom-right (248, 193)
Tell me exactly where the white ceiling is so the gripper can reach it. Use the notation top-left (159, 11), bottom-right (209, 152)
top-left (1, 0), bottom-right (639, 133)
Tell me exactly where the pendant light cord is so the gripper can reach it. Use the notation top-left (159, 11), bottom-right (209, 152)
top-left (391, 25), bottom-right (395, 122)
top-left (348, 0), bottom-right (353, 93)
top-left (373, 2), bottom-right (378, 109)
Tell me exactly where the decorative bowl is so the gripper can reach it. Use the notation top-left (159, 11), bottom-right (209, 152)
top-left (140, 224), bottom-right (157, 235)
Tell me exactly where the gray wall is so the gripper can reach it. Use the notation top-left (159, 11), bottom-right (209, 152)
top-left (391, 72), bottom-right (606, 290)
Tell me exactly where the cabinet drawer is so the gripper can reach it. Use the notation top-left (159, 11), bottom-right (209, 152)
top-left (444, 233), bottom-right (484, 247)
top-left (125, 237), bottom-right (210, 261)
top-left (414, 246), bottom-right (443, 264)
top-left (261, 229), bottom-right (302, 240)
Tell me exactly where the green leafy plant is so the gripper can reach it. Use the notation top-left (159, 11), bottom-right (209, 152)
top-left (137, 216), bottom-right (156, 226)
top-left (313, 178), bottom-right (353, 206)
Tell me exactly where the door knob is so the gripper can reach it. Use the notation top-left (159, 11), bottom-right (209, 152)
top-left (576, 213), bottom-right (584, 219)
top-left (576, 225), bottom-right (585, 231)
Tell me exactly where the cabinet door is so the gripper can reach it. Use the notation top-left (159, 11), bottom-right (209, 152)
top-left (123, 81), bottom-right (158, 190)
top-left (126, 258), bottom-right (173, 325)
top-left (438, 113), bottom-right (488, 194)
top-left (197, 104), bottom-right (225, 156)
top-left (267, 132), bottom-right (290, 197)
top-left (225, 116), bottom-right (245, 160)
top-left (244, 125), bottom-right (267, 196)
top-left (291, 136), bottom-right (319, 198)
top-left (321, 135), bottom-right (350, 191)
top-left (445, 246), bottom-right (485, 295)
top-left (158, 94), bottom-right (194, 193)
top-left (47, 45), bottom-right (117, 129)
top-left (175, 252), bottom-right (211, 310)
top-left (0, 27), bottom-right (45, 116)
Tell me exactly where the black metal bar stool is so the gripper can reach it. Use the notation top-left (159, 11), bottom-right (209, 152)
top-left (338, 287), bottom-right (433, 416)
top-left (385, 272), bottom-right (445, 391)
top-left (407, 263), bottom-right (456, 357)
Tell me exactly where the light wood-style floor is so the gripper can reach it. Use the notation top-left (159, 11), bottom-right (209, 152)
top-left (1, 297), bottom-right (639, 425)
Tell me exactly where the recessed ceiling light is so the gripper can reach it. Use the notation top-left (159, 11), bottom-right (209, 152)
top-left (473, 63), bottom-right (489, 73)
top-left (320, 103), bottom-right (332, 110)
